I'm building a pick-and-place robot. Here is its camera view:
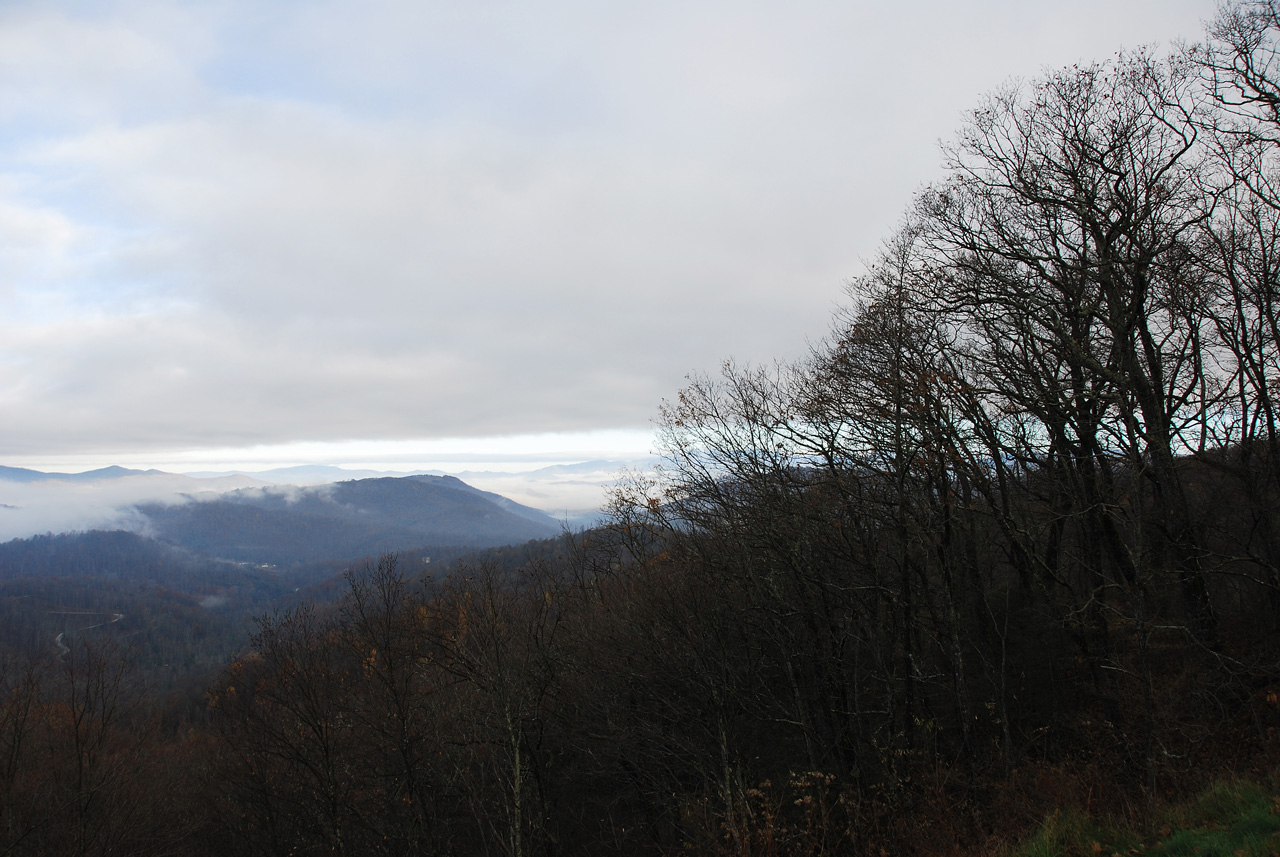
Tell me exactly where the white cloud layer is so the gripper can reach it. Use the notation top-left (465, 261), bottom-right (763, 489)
top-left (0, 0), bottom-right (1215, 465)
top-left (0, 471), bottom-right (258, 542)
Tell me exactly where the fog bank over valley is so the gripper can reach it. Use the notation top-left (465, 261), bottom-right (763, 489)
top-left (0, 459), bottom-right (646, 541)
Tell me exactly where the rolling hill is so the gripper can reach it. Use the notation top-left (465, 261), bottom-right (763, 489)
top-left (136, 474), bottom-right (561, 566)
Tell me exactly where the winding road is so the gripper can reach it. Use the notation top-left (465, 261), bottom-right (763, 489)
top-left (51, 611), bottom-right (124, 656)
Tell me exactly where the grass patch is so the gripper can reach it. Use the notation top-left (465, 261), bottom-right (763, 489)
top-left (1016, 781), bottom-right (1280, 857)
top-left (1019, 807), bottom-right (1142, 857)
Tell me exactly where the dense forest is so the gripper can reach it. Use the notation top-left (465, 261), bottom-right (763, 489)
top-left (9, 4), bottom-right (1280, 855)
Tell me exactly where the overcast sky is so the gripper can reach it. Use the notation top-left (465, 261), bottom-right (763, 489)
top-left (0, 0), bottom-right (1215, 473)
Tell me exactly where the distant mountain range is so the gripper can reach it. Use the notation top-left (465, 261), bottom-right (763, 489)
top-left (0, 464), bottom-right (171, 483)
top-left (181, 464), bottom-right (441, 482)
top-left (136, 475), bottom-right (561, 566)
top-left (0, 459), bottom-right (654, 535)
top-left (0, 466), bottom-right (603, 683)
top-left (0, 471), bottom-right (560, 578)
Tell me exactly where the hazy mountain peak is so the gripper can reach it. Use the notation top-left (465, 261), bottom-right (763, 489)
top-left (134, 474), bottom-right (560, 566)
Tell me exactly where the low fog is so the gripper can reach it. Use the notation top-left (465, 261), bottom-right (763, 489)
top-left (0, 461), bottom-right (645, 541)
top-left (0, 472), bottom-right (263, 542)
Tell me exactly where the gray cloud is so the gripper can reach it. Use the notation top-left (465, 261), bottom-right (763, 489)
top-left (0, 0), bottom-right (1214, 460)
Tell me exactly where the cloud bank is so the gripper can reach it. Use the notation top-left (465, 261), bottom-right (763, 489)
top-left (0, 0), bottom-right (1214, 462)
top-left (0, 460), bottom-right (641, 541)
top-left (0, 471), bottom-right (259, 542)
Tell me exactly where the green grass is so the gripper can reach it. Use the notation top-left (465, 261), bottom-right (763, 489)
top-left (1017, 781), bottom-right (1280, 857)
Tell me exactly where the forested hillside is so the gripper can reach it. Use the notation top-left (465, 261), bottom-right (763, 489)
top-left (138, 475), bottom-right (560, 565)
top-left (8, 5), bottom-right (1280, 856)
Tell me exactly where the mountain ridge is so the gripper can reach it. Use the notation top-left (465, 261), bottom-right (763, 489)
top-left (136, 474), bottom-right (560, 566)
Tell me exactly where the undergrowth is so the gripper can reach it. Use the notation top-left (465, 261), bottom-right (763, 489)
top-left (1018, 780), bottom-right (1280, 857)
